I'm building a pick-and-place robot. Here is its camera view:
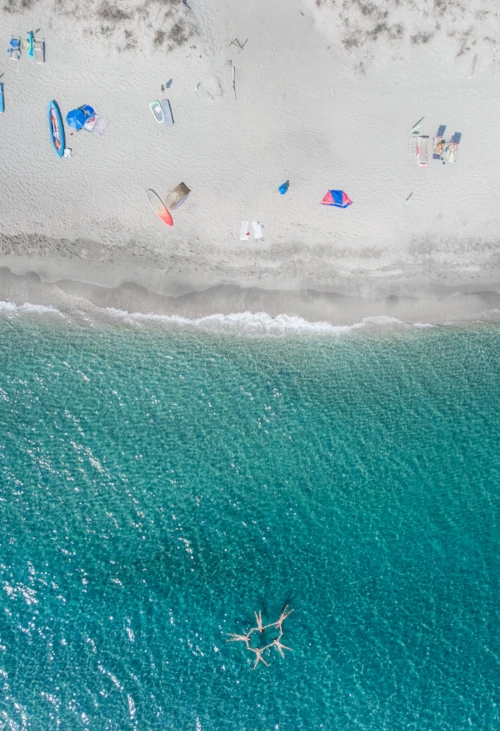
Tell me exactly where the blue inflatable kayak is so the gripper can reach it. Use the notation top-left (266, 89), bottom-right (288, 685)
top-left (48, 100), bottom-right (65, 158)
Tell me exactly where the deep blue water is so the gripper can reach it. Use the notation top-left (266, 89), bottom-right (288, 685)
top-left (1, 310), bottom-right (499, 729)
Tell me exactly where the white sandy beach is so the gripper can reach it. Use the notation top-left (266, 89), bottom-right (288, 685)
top-left (1, 0), bottom-right (500, 324)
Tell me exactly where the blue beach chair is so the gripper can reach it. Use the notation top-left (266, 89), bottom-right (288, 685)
top-left (7, 37), bottom-right (21, 61)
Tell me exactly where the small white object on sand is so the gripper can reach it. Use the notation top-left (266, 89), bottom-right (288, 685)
top-left (468, 54), bottom-right (478, 79)
top-left (195, 82), bottom-right (201, 91)
top-left (252, 221), bottom-right (263, 239)
top-left (63, 148), bottom-right (73, 158)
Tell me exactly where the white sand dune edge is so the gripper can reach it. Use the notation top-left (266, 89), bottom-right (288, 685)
top-left (1, 0), bottom-right (500, 321)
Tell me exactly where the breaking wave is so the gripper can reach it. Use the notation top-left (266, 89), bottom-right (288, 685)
top-left (0, 299), bottom-right (439, 336)
top-left (104, 308), bottom-right (370, 335)
top-left (0, 300), bottom-right (63, 315)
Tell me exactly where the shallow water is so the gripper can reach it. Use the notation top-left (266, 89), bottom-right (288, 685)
top-left (1, 310), bottom-right (499, 729)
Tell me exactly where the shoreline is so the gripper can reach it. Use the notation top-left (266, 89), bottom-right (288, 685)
top-left (2, 265), bottom-right (500, 332)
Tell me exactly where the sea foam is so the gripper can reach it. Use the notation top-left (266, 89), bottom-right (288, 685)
top-left (0, 299), bottom-right (434, 335)
top-left (0, 300), bottom-right (62, 315)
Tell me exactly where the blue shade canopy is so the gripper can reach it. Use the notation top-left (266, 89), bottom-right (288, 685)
top-left (66, 108), bottom-right (86, 130)
top-left (79, 104), bottom-right (95, 120)
top-left (278, 180), bottom-right (290, 195)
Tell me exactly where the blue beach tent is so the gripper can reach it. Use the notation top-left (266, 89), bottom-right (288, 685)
top-left (321, 190), bottom-right (353, 208)
top-left (66, 108), bottom-right (86, 130)
top-left (278, 180), bottom-right (290, 195)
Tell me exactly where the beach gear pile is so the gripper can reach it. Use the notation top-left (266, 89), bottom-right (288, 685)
top-left (47, 101), bottom-right (109, 159)
top-left (7, 32), bottom-right (44, 63)
top-left (431, 124), bottom-right (461, 164)
top-left (66, 105), bottom-right (97, 132)
top-left (146, 183), bottom-right (191, 227)
top-left (149, 99), bottom-right (174, 126)
top-left (408, 121), bottom-right (461, 167)
top-left (65, 104), bottom-right (109, 136)
top-left (240, 221), bottom-right (263, 240)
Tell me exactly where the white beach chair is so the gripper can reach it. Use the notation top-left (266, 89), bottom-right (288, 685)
top-left (252, 221), bottom-right (263, 240)
top-left (92, 115), bottom-right (109, 136)
top-left (239, 221), bottom-right (250, 240)
top-left (408, 133), bottom-right (418, 159)
top-left (416, 136), bottom-right (428, 167)
top-left (34, 39), bottom-right (45, 64)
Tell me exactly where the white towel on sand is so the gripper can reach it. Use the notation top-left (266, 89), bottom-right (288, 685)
top-left (240, 221), bottom-right (250, 240)
top-left (252, 221), bottom-right (263, 239)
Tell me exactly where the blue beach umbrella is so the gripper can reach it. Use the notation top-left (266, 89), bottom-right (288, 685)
top-left (66, 108), bottom-right (86, 131)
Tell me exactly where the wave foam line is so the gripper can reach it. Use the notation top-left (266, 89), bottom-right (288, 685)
top-left (105, 308), bottom-right (415, 334)
top-left (0, 300), bottom-right (63, 315)
top-left (0, 300), bottom-right (436, 335)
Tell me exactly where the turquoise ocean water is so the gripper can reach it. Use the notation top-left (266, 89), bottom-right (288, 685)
top-left (1, 306), bottom-right (500, 730)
